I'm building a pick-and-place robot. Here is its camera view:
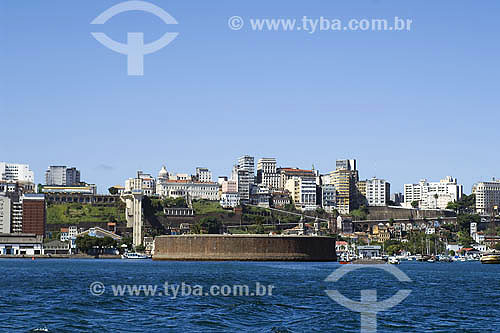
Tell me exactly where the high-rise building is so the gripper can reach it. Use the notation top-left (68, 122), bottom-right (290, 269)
top-left (365, 178), bottom-right (390, 207)
top-left (330, 159), bottom-right (359, 214)
top-left (45, 166), bottom-right (81, 186)
top-left (404, 176), bottom-right (463, 209)
top-left (472, 179), bottom-right (500, 214)
top-left (22, 194), bottom-right (46, 236)
top-left (257, 158), bottom-right (280, 189)
top-left (0, 196), bottom-right (11, 234)
top-left (0, 162), bottom-right (34, 183)
top-left (233, 156), bottom-right (255, 203)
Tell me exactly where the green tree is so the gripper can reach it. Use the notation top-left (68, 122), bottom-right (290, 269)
top-left (411, 201), bottom-right (419, 209)
top-left (193, 217), bottom-right (221, 234)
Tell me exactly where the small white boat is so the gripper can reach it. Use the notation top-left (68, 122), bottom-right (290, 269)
top-left (388, 257), bottom-right (400, 264)
top-left (121, 252), bottom-right (150, 259)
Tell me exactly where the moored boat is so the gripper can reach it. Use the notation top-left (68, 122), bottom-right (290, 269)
top-left (388, 256), bottom-right (400, 264)
top-left (480, 253), bottom-right (500, 264)
top-left (121, 252), bottom-right (150, 259)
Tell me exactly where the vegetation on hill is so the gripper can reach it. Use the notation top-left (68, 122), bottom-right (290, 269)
top-left (192, 199), bottom-right (225, 214)
top-left (46, 203), bottom-right (126, 224)
top-left (192, 217), bottom-right (222, 234)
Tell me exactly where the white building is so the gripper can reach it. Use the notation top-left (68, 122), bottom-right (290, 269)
top-left (0, 234), bottom-right (43, 255)
top-left (0, 162), bottom-right (34, 183)
top-left (285, 176), bottom-right (317, 211)
top-left (136, 171), bottom-right (156, 196)
top-left (257, 158), bottom-right (280, 189)
top-left (404, 176), bottom-right (463, 209)
top-left (365, 178), bottom-right (390, 207)
top-left (220, 192), bottom-right (240, 208)
top-left (0, 196), bottom-right (11, 234)
top-left (472, 179), bottom-right (500, 214)
top-left (45, 166), bottom-right (81, 186)
top-left (195, 167), bottom-right (212, 183)
top-left (157, 180), bottom-right (219, 200)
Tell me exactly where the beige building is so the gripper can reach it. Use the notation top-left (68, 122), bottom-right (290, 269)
top-left (473, 179), bottom-right (500, 214)
top-left (285, 177), bottom-right (317, 211)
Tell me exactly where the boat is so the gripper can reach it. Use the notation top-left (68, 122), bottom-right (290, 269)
top-left (480, 253), bottom-right (500, 264)
top-left (121, 252), bottom-right (150, 259)
top-left (388, 256), bottom-right (400, 264)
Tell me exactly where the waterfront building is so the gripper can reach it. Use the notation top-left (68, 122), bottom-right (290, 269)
top-left (195, 167), bottom-right (212, 183)
top-left (285, 176), bottom-right (317, 211)
top-left (0, 234), bottom-right (43, 255)
top-left (220, 192), bottom-right (240, 208)
top-left (330, 159), bottom-right (359, 214)
top-left (364, 178), bottom-right (390, 207)
top-left (404, 176), bottom-right (463, 209)
top-left (45, 166), bottom-right (81, 186)
top-left (257, 158), bottom-right (280, 189)
top-left (0, 162), bottom-right (34, 183)
top-left (22, 194), bottom-right (46, 237)
top-left (472, 179), bottom-right (500, 214)
top-left (0, 196), bottom-right (11, 234)
top-left (358, 245), bottom-right (381, 258)
top-left (60, 227), bottom-right (69, 241)
top-left (43, 239), bottom-right (71, 255)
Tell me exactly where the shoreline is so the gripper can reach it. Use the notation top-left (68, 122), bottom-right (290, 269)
top-left (0, 254), bottom-right (122, 259)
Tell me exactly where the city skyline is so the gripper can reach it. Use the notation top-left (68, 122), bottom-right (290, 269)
top-left (2, 1), bottom-right (500, 195)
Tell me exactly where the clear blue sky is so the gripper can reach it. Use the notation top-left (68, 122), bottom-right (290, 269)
top-left (1, 0), bottom-right (499, 194)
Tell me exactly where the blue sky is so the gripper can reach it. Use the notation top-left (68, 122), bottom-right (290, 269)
top-left (1, 0), bottom-right (499, 194)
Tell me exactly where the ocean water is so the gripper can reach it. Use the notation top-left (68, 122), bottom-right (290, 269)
top-left (0, 259), bottom-right (499, 332)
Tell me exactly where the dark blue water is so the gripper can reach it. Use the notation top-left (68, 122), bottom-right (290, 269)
top-left (0, 260), bottom-right (499, 332)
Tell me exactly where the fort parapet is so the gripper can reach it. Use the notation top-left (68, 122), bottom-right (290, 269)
top-left (153, 235), bottom-right (337, 261)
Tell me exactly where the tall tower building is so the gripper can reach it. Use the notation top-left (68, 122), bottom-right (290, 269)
top-left (257, 158), bottom-right (279, 189)
top-left (331, 159), bottom-right (359, 214)
top-left (22, 194), bottom-right (46, 237)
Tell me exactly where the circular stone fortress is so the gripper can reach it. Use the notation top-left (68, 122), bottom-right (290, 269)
top-left (153, 235), bottom-right (337, 261)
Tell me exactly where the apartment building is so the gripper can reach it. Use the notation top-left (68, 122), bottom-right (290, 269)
top-left (45, 166), bottom-right (81, 186)
top-left (404, 176), bottom-right (463, 209)
top-left (0, 196), bottom-right (11, 234)
top-left (365, 178), bottom-right (390, 207)
top-left (472, 179), bottom-right (500, 214)
top-left (0, 162), bottom-right (34, 183)
top-left (257, 158), bottom-right (280, 189)
top-left (22, 194), bottom-right (46, 237)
